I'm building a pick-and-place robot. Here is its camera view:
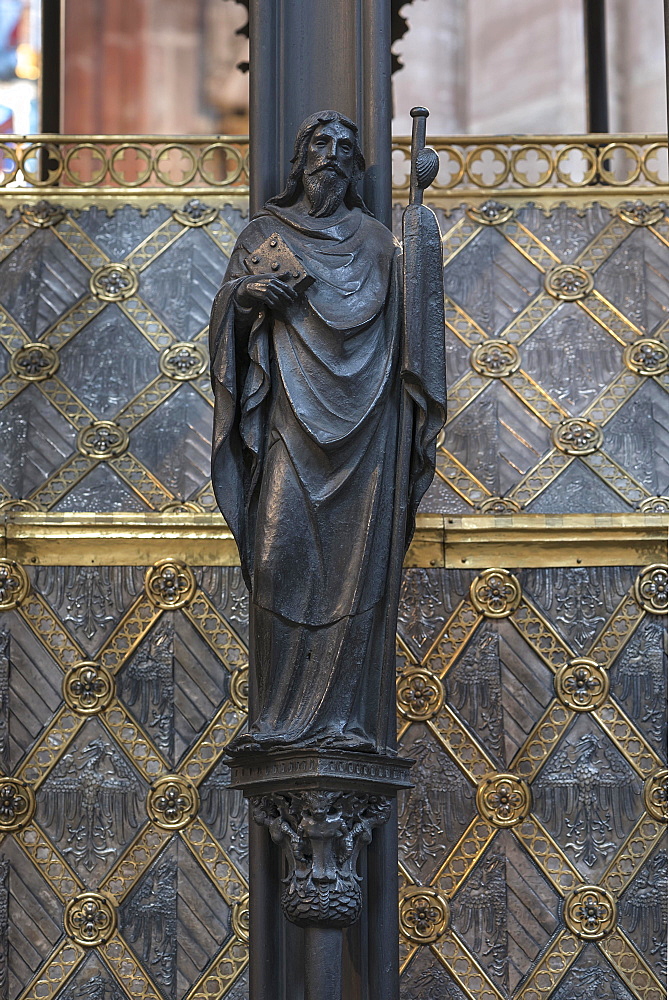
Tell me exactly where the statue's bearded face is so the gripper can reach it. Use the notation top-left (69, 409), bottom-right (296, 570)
top-left (303, 121), bottom-right (356, 217)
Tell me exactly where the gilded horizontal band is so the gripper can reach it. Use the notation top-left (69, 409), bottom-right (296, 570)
top-left (0, 511), bottom-right (666, 567)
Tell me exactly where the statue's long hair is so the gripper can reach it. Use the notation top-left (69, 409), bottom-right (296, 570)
top-left (267, 110), bottom-right (371, 214)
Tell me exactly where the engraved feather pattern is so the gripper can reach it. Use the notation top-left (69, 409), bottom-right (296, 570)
top-left (453, 853), bottom-right (507, 986)
top-left (534, 733), bottom-right (639, 868)
top-left (123, 856), bottom-right (177, 997)
top-left (41, 737), bottom-right (141, 871)
top-left (620, 851), bottom-right (667, 968)
top-left (36, 566), bottom-right (139, 640)
top-left (399, 735), bottom-right (473, 870)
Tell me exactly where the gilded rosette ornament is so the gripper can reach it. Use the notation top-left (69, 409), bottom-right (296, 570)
top-left (470, 568), bottom-right (521, 618)
top-left (147, 776), bottom-right (200, 830)
top-left (230, 666), bottom-right (249, 711)
top-left (552, 417), bottom-right (603, 455)
top-left (544, 264), bottom-right (594, 300)
top-left (618, 202), bottom-right (665, 227)
top-left (397, 669), bottom-right (444, 721)
top-left (145, 559), bottom-right (196, 609)
top-left (10, 344), bottom-right (60, 381)
top-left (471, 340), bottom-right (521, 378)
top-left (639, 496), bottom-right (669, 513)
top-left (623, 339), bottom-right (669, 377)
top-left (20, 199), bottom-right (65, 228)
top-left (64, 892), bottom-right (118, 946)
top-left (644, 770), bottom-right (668, 822)
top-left (467, 200), bottom-right (513, 226)
top-left (63, 662), bottom-right (114, 716)
top-left (231, 893), bottom-right (250, 942)
top-left (0, 560), bottom-right (30, 610)
top-left (399, 887), bottom-right (449, 944)
top-left (564, 885), bottom-right (616, 940)
top-left (89, 263), bottom-right (139, 301)
top-left (173, 198), bottom-right (219, 227)
top-left (476, 774), bottom-right (531, 828)
top-left (0, 778), bottom-right (35, 831)
top-left (634, 564), bottom-right (668, 614)
top-left (480, 497), bottom-right (521, 514)
top-left (77, 421), bottom-right (129, 460)
top-left (160, 500), bottom-right (203, 513)
top-left (159, 343), bottom-right (208, 381)
top-left (555, 659), bottom-right (609, 712)
top-left (0, 499), bottom-right (42, 513)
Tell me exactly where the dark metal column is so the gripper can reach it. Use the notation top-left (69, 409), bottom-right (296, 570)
top-left (41, 0), bottom-right (62, 132)
top-left (248, 0), bottom-right (392, 226)
top-left (244, 5), bottom-right (398, 998)
top-left (583, 0), bottom-right (609, 132)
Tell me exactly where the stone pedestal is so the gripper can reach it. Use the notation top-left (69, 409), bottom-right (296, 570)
top-left (229, 750), bottom-right (412, 1000)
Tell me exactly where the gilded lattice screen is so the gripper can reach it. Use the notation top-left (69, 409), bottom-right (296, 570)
top-left (0, 135), bottom-right (666, 1000)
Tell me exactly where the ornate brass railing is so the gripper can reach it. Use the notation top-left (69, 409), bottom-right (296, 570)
top-left (0, 134), bottom-right (666, 205)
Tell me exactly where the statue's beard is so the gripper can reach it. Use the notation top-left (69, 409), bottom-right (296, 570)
top-left (304, 168), bottom-right (349, 218)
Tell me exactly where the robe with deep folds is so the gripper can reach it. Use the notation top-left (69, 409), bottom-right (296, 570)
top-left (210, 202), bottom-right (445, 750)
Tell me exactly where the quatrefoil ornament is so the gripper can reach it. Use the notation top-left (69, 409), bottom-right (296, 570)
top-left (147, 776), bottom-right (200, 830)
top-left (564, 885), bottom-right (616, 941)
top-left (399, 887), bottom-right (449, 944)
top-left (145, 559), bottom-right (196, 608)
top-left (634, 564), bottom-right (668, 615)
top-left (0, 560), bottom-right (30, 610)
top-left (544, 264), bottom-right (594, 301)
top-left (64, 892), bottom-right (117, 946)
top-left (0, 778), bottom-right (35, 831)
top-left (470, 568), bottom-right (521, 618)
top-left (89, 263), bottom-right (139, 302)
top-left (476, 773), bottom-right (531, 828)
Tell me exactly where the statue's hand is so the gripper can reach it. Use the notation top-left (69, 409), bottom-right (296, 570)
top-left (236, 272), bottom-right (298, 310)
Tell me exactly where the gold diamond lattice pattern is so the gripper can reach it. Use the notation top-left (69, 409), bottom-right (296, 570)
top-left (395, 562), bottom-right (667, 1000)
top-left (0, 195), bottom-right (667, 512)
top-left (0, 176), bottom-right (667, 999)
top-left (0, 560), bottom-right (250, 999)
top-left (0, 558), bottom-right (665, 998)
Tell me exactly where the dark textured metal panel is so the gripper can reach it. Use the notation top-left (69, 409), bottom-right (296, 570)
top-left (58, 306), bottom-right (160, 419)
top-left (609, 616), bottom-right (667, 762)
top-left (2, 610), bottom-right (64, 770)
top-left (1, 836), bottom-right (63, 1000)
top-left (128, 386), bottom-right (213, 503)
top-left (399, 724), bottom-right (476, 883)
top-left (605, 380), bottom-right (669, 497)
top-left (0, 198), bottom-right (664, 515)
top-left (533, 714), bottom-right (643, 880)
top-left (443, 381), bottom-right (552, 496)
top-left (618, 842), bottom-right (668, 978)
top-left (139, 227), bottom-right (231, 340)
top-left (0, 228), bottom-right (90, 337)
top-left (51, 463), bottom-right (150, 512)
top-left (37, 718), bottom-right (146, 882)
top-left (551, 943), bottom-right (635, 999)
top-left (75, 205), bottom-right (174, 261)
top-left (0, 385), bottom-right (78, 499)
top-left (520, 302), bottom-right (623, 415)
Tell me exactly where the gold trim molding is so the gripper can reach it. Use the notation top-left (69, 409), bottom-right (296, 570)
top-left (1, 512), bottom-right (665, 568)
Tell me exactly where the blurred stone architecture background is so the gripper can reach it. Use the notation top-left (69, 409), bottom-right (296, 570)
top-left (55, 0), bottom-right (668, 136)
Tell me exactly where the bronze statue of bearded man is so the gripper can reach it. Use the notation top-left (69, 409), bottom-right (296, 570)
top-left (210, 110), bottom-right (445, 753)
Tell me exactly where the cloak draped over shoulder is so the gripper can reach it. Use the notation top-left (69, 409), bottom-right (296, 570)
top-left (209, 204), bottom-right (445, 748)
